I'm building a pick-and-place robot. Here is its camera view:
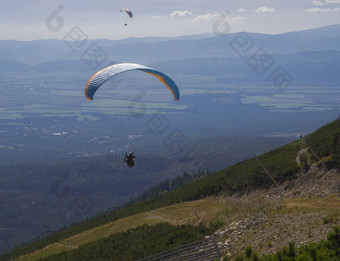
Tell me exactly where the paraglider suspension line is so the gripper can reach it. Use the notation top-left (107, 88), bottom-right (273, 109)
top-left (303, 140), bottom-right (329, 172)
top-left (255, 156), bottom-right (277, 187)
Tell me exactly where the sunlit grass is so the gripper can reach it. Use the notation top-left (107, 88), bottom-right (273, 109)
top-left (15, 198), bottom-right (224, 261)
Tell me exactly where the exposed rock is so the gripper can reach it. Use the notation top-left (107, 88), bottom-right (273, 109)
top-left (215, 167), bottom-right (340, 258)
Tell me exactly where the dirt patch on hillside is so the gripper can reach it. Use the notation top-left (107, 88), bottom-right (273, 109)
top-left (213, 166), bottom-right (340, 258)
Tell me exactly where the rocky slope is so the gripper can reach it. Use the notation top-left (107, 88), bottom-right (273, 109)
top-left (212, 166), bottom-right (340, 258)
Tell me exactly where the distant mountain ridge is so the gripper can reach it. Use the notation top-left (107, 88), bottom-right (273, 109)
top-left (0, 24), bottom-right (339, 64)
top-left (1, 49), bottom-right (339, 85)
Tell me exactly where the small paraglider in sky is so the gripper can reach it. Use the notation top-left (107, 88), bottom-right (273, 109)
top-left (120, 8), bottom-right (133, 26)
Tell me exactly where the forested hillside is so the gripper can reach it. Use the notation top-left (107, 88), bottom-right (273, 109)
top-left (0, 136), bottom-right (290, 253)
top-left (1, 119), bottom-right (339, 261)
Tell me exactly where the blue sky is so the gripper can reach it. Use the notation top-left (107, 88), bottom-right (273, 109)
top-left (1, 0), bottom-right (340, 40)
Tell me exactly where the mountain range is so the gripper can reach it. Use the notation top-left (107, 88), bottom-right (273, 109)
top-left (1, 24), bottom-right (340, 86)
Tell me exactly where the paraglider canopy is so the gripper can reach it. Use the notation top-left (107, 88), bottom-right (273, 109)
top-left (84, 63), bottom-right (180, 101)
top-left (120, 8), bottom-right (133, 18)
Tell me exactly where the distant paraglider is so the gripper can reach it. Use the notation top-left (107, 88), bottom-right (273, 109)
top-left (84, 63), bottom-right (180, 101)
top-left (120, 8), bottom-right (133, 26)
top-left (120, 8), bottom-right (133, 18)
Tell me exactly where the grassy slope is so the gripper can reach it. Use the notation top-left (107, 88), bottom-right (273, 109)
top-left (2, 119), bottom-right (339, 261)
top-left (41, 223), bottom-right (212, 261)
top-left (16, 199), bottom-right (223, 261)
top-left (304, 119), bottom-right (340, 166)
top-left (17, 193), bottom-right (340, 261)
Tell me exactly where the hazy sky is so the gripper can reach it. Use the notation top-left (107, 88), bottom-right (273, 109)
top-left (1, 0), bottom-right (340, 40)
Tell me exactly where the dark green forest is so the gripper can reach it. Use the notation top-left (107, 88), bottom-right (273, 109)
top-left (128, 169), bottom-right (213, 204)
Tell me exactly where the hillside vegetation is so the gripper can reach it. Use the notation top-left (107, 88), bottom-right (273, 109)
top-left (1, 119), bottom-right (339, 261)
top-left (0, 135), bottom-right (289, 253)
top-left (39, 223), bottom-right (212, 261)
top-left (15, 199), bottom-right (223, 261)
top-left (225, 227), bottom-right (340, 261)
top-left (39, 227), bottom-right (340, 261)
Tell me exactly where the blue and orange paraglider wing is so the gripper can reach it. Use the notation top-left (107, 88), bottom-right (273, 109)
top-left (120, 8), bottom-right (133, 18)
top-left (85, 63), bottom-right (180, 101)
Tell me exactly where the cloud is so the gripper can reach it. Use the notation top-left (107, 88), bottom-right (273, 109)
top-left (306, 7), bottom-right (340, 12)
top-left (255, 6), bottom-right (276, 13)
top-left (192, 12), bottom-right (220, 23)
top-left (312, 0), bottom-right (340, 5)
top-left (312, 0), bottom-right (325, 5)
top-left (170, 10), bottom-right (193, 17)
top-left (231, 16), bottom-right (246, 24)
top-left (192, 13), bottom-right (246, 24)
top-left (151, 15), bottom-right (166, 19)
top-left (238, 8), bottom-right (247, 13)
top-left (306, 7), bottom-right (332, 12)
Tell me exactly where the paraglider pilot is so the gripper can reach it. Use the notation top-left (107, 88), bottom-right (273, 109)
top-left (124, 152), bottom-right (135, 167)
